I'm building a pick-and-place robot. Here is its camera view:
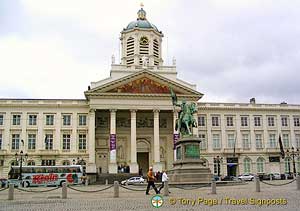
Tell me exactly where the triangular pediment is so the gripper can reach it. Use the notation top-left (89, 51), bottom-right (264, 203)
top-left (107, 77), bottom-right (182, 94)
top-left (85, 70), bottom-right (203, 100)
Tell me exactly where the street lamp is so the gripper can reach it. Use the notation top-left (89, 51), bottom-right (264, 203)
top-left (213, 156), bottom-right (223, 177)
top-left (286, 147), bottom-right (300, 176)
top-left (15, 150), bottom-right (28, 182)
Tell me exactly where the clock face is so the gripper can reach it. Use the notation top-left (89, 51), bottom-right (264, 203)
top-left (140, 36), bottom-right (149, 45)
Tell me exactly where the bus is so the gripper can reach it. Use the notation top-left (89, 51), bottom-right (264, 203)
top-left (8, 165), bottom-right (83, 187)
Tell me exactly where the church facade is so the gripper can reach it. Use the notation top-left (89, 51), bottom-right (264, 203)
top-left (0, 7), bottom-right (300, 179)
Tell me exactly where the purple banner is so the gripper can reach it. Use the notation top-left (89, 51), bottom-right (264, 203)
top-left (110, 134), bottom-right (116, 151)
top-left (173, 134), bottom-right (179, 149)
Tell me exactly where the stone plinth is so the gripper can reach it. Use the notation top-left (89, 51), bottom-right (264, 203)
top-left (168, 136), bottom-right (212, 184)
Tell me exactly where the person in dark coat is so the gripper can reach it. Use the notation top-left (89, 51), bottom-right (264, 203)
top-left (145, 167), bottom-right (159, 195)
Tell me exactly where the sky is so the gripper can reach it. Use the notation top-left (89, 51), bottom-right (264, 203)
top-left (1, 0), bottom-right (300, 104)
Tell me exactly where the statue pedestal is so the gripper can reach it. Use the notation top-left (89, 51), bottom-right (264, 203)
top-left (168, 137), bottom-right (212, 184)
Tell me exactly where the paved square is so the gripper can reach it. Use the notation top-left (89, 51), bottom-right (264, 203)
top-left (0, 181), bottom-right (299, 211)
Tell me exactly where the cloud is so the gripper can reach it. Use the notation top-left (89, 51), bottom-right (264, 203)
top-left (1, 0), bottom-right (300, 104)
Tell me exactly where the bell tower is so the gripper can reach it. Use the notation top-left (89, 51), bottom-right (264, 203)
top-left (120, 5), bottom-right (164, 67)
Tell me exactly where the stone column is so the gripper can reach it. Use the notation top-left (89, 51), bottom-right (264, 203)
top-left (109, 109), bottom-right (118, 173)
top-left (86, 109), bottom-right (96, 173)
top-left (130, 110), bottom-right (138, 173)
top-left (153, 110), bottom-right (162, 172)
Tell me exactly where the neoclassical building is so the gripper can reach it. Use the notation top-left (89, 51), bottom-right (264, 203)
top-left (0, 7), bottom-right (300, 179)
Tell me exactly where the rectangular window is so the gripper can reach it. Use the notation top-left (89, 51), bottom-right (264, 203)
top-left (0, 114), bottom-right (3, 125)
top-left (79, 115), bottom-right (87, 126)
top-left (12, 114), bottom-right (21, 125)
top-left (63, 114), bottom-right (71, 126)
top-left (254, 116), bottom-right (261, 127)
top-left (226, 116), bottom-right (234, 127)
top-left (241, 116), bottom-right (248, 127)
top-left (255, 134), bottom-right (263, 149)
top-left (199, 134), bottom-right (206, 150)
top-left (296, 134), bottom-right (300, 148)
top-left (46, 115), bottom-right (54, 125)
top-left (212, 116), bottom-right (219, 127)
top-left (63, 134), bottom-right (71, 150)
top-left (0, 134), bottom-right (2, 149)
top-left (242, 134), bottom-right (250, 149)
top-left (269, 134), bottom-right (276, 148)
top-left (268, 116), bottom-right (275, 127)
top-left (41, 160), bottom-right (55, 166)
top-left (198, 116), bottom-right (205, 127)
top-left (227, 134), bottom-right (235, 148)
top-left (12, 134), bottom-right (20, 150)
top-left (78, 134), bottom-right (87, 150)
top-left (281, 116), bottom-right (288, 127)
top-left (28, 134), bottom-right (36, 150)
top-left (45, 134), bottom-right (53, 150)
top-left (28, 115), bottom-right (37, 125)
top-left (212, 134), bottom-right (221, 149)
top-left (294, 117), bottom-right (300, 127)
top-left (282, 134), bottom-right (289, 148)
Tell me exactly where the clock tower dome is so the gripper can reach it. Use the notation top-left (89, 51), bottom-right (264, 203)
top-left (120, 5), bottom-right (164, 67)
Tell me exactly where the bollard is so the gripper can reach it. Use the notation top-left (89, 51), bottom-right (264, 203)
top-left (285, 174), bottom-right (288, 180)
top-left (62, 182), bottom-right (67, 199)
top-left (163, 181), bottom-right (169, 196)
top-left (85, 178), bottom-right (89, 186)
top-left (297, 175), bottom-right (300, 191)
top-left (105, 179), bottom-right (108, 185)
top-left (255, 176), bottom-right (260, 192)
top-left (8, 184), bottom-right (14, 200)
top-left (114, 181), bottom-right (119, 198)
top-left (211, 179), bottom-right (216, 194)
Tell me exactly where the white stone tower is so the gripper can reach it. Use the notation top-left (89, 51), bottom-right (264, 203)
top-left (120, 5), bottom-right (164, 67)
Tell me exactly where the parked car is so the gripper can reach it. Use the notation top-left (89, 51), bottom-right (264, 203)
top-left (120, 177), bottom-right (145, 185)
top-left (271, 173), bottom-right (281, 180)
top-left (221, 176), bottom-right (237, 181)
top-left (0, 178), bottom-right (7, 188)
top-left (238, 174), bottom-right (254, 181)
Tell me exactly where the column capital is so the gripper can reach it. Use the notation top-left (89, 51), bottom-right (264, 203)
top-left (89, 108), bottom-right (96, 113)
top-left (110, 109), bottom-right (117, 113)
top-left (130, 109), bottom-right (137, 113)
top-left (153, 109), bottom-right (160, 113)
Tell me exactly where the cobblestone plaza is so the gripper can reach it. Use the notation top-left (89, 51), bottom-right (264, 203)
top-left (0, 181), bottom-right (299, 211)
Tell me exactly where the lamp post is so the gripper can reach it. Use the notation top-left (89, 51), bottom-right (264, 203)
top-left (286, 147), bottom-right (300, 176)
top-left (213, 156), bottom-right (223, 177)
top-left (15, 150), bottom-right (28, 182)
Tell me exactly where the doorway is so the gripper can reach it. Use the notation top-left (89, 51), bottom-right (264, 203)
top-left (227, 164), bottom-right (237, 176)
top-left (137, 152), bottom-right (149, 176)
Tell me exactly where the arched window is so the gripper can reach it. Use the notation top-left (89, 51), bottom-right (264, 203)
top-left (27, 160), bottom-right (35, 166)
top-left (62, 160), bottom-right (70, 166)
top-left (126, 37), bottom-right (134, 65)
top-left (256, 157), bottom-right (265, 173)
top-left (244, 158), bottom-right (251, 174)
top-left (284, 157), bottom-right (291, 173)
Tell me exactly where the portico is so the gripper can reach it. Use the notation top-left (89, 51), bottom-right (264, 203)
top-left (84, 70), bottom-right (202, 175)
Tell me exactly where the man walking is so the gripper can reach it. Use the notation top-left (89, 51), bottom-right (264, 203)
top-left (146, 167), bottom-right (159, 195)
top-left (158, 170), bottom-right (170, 193)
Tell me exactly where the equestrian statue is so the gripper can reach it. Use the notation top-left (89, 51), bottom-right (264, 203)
top-left (170, 88), bottom-right (197, 136)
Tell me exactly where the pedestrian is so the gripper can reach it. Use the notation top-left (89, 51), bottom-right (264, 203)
top-left (146, 167), bottom-right (159, 195)
top-left (158, 170), bottom-right (170, 193)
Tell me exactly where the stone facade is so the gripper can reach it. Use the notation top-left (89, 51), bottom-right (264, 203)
top-left (0, 6), bottom-right (299, 179)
